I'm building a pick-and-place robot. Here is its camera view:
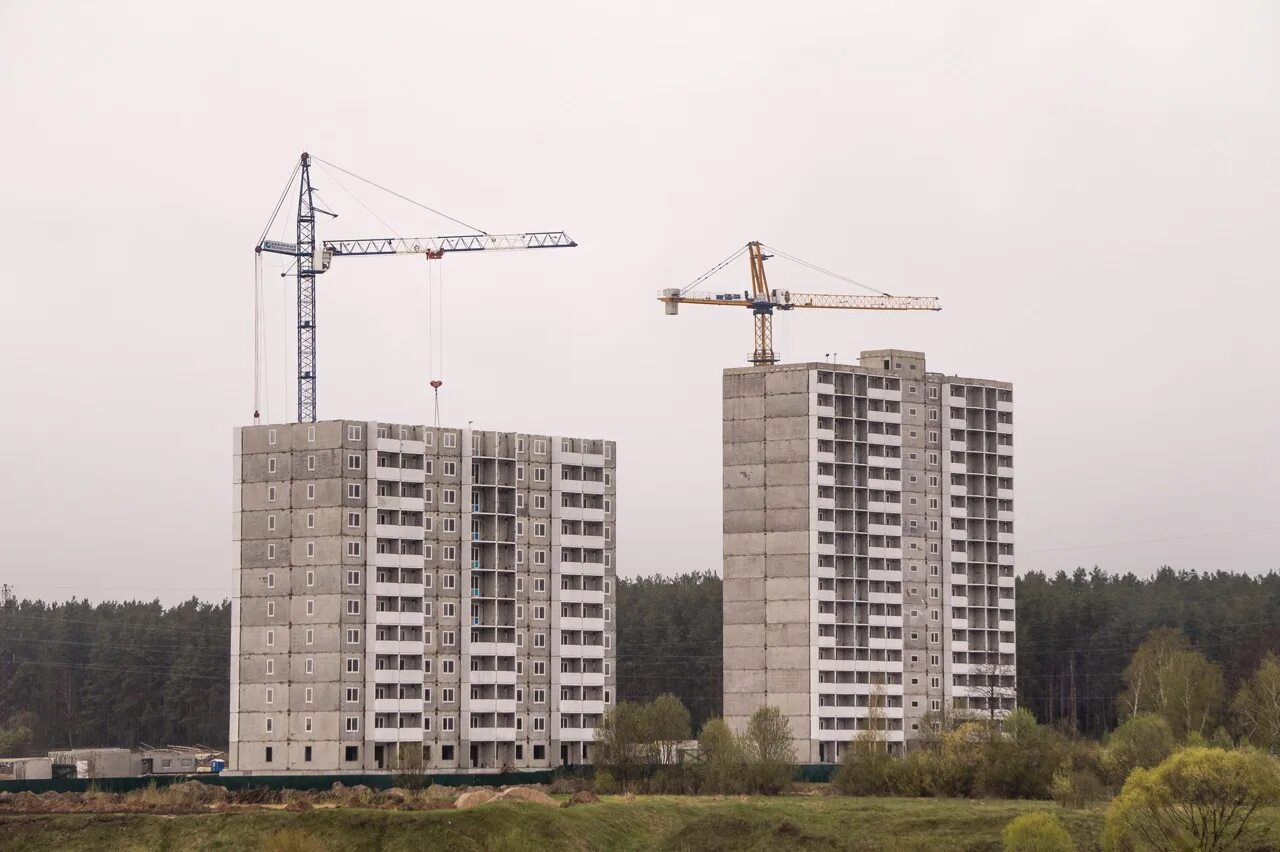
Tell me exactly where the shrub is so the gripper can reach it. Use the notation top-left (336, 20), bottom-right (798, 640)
top-left (643, 765), bottom-right (698, 795)
top-left (1003, 812), bottom-right (1076, 852)
top-left (983, 709), bottom-right (1066, 799)
top-left (741, 706), bottom-right (797, 795)
top-left (1101, 714), bottom-right (1175, 786)
top-left (1050, 767), bottom-right (1106, 810)
top-left (592, 768), bottom-right (619, 795)
top-left (833, 735), bottom-right (894, 796)
top-left (1103, 747), bottom-right (1280, 851)
top-left (696, 718), bottom-right (747, 794)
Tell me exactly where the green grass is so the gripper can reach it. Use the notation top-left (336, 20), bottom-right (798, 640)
top-left (0, 796), bottom-right (1106, 852)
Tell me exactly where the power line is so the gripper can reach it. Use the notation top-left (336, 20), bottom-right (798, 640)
top-left (11, 659), bottom-right (226, 683)
top-left (1023, 524), bottom-right (1280, 555)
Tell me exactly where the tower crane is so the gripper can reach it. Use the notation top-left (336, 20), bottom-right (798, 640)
top-left (658, 241), bottom-right (941, 366)
top-left (256, 152), bottom-right (577, 422)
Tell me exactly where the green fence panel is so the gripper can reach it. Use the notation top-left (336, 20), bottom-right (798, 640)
top-left (0, 769), bottom-right (559, 795)
top-left (0, 763), bottom-right (833, 794)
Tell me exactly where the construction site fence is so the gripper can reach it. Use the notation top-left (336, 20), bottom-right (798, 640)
top-left (0, 763), bottom-right (836, 794)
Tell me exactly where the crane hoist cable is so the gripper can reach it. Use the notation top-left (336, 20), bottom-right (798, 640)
top-left (426, 258), bottom-right (446, 427)
top-left (253, 160), bottom-right (299, 422)
top-left (253, 252), bottom-right (262, 423)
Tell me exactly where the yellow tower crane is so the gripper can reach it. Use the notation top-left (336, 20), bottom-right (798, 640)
top-left (658, 241), bottom-right (941, 365)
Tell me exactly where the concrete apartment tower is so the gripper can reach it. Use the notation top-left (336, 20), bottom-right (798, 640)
top-left (723, 350), bottom-right (1015, 762)
top-left (230, 420), bottom-right (616, 774)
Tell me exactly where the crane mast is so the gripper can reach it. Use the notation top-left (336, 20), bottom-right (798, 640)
top-left (296, 153), bottom-right (318, 422)
top-left (256, 152), bottom-right (577, 423)
top-left (659, 240), bottom-right (941, 366)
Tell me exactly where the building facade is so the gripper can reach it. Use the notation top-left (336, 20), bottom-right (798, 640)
top-left (723, 350), bottom-right (1015, 762)
top-left (231, 420), bottom-right (616, 774)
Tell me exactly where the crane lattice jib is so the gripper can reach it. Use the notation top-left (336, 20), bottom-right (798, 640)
top-left (324, 232), bottom-right (576, 256)
top-left (660, 291), bottom-right (941, 311)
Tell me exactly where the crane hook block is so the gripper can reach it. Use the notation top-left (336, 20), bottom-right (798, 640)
top-left (430, 380), bottom-right (443, 390)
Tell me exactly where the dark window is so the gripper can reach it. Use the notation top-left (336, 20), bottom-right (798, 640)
top-left (264, 746), bottom-right (273, 763)
top-left (515, 745), bottom-right (524, 760)
top-left (533, 745), bottom-right (546, 761)
top-left (304, 746), bottom-right (312, 762)
top-left (441, 745), bottom-right (455, 761)
top-left (344, 745), bottom-right (359, 762)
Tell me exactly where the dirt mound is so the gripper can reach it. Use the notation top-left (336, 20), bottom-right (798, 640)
top-left (454, 789), bottom-right (497, 809)
top-left (493, 786), bottom-right (558, 807)
top-left (168, 780), bottom-right (229, 804)
top-left (424, 785), bottom-right (456, 803)
top-left (232, 786), bottom-right (284, 805)
top-left (567, 790), bottom-right (600, 806)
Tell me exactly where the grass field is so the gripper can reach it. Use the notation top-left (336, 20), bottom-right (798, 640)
top-left (0, 795), bottom-right (1106, 852)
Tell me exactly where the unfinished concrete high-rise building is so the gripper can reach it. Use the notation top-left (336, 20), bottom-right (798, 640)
top-left (230, 420), bottom-right (616, 774)
top-left (722, 350), bottom-right (1015, 761)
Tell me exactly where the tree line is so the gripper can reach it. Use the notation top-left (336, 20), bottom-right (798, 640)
top-left (0, 598), bottom-right (230, 754)
top-left (1017, 567), bottom-right (1280, 736)
top-left (5, 567), bottom-right (1280, 754)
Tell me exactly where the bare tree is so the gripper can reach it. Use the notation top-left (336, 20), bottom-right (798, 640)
top-left (970, 658), bottom-right (1017, 737)
top-left (390, 744), bottom-right (428, 790)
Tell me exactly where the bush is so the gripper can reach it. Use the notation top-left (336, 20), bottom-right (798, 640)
top-left (983, 709), bottom-right (1066, 799)
top-left (696, 718), bottom-right (747, 795)
top-left (1103, 747), bottom-right (1280, 851)
top-left (642, 765), bottom-right (698, 794)
top-left (1003, 812), bottom-right (1076, 852)
top-left (1050, 767), bottom-right (1106, 810)
top-left (833, 735), bottom-right (895, 796)
top-left (741, 706), bottom-right (797, 795)
top-left (1101, 714), bottom-right (1175, 786)
top-left (592, 768), bottom-right (619, 795)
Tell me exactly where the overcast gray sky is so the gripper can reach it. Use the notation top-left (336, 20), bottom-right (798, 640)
top-left (2, 1), bottom-right (1278, 603)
